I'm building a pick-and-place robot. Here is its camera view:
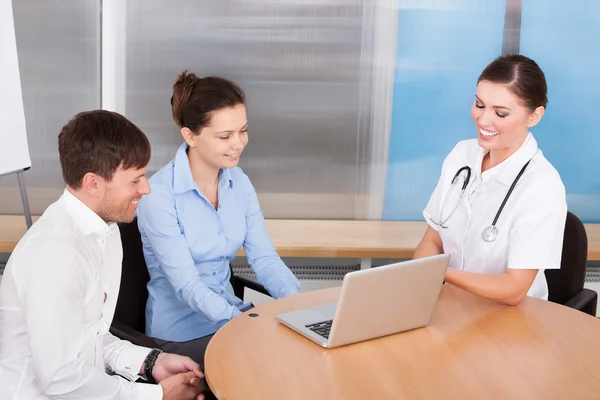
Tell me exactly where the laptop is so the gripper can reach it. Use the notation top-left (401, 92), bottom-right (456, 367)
top-left (276, 254), bottom-right (450, 348)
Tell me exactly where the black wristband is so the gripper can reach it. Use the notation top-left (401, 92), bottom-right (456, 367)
top-left (142, 348), bottom-right (163, 381)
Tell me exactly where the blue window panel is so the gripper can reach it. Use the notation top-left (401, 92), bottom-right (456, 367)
top-left (383, 2), bottom-right (506, 221)
top-left (520, 1), bottom-right (600, 222)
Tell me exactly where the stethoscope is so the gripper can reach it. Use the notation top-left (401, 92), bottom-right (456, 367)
top-left (430, 159), bottom-right (532, 242)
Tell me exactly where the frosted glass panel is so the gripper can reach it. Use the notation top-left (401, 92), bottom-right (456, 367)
top-left (124, 0), bottom-right (378, 219)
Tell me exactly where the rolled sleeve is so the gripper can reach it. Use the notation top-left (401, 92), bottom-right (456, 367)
top-left (423, 182), bottom-right (444, 232)
top-left (423, 143), bottom-right (462, 231)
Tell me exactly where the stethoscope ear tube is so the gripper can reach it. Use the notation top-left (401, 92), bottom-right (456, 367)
top-left (432, 166), bottom-right (471, 228)
top-left (452, 166), bottom-right (472, 190)
top-left (488, 159), bottom-right (532, 228)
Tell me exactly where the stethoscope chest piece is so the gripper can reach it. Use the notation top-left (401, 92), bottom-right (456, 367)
top-left (482, 225), bottom-right (499, 242)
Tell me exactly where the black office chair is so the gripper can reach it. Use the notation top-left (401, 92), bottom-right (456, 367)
top-left (109, 217), bottom-right (271, 347)
top-left (545, 211), bottom-right (597, 316)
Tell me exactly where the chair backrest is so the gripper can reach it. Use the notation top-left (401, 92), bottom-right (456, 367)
top-left (114, 217), bottom-right (150, 334)
top-left (545, 211), bottom-right (588, 304)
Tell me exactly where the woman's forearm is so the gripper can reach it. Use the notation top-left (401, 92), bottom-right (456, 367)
top-left (444, 268), bottom-right (537, 306)
top-left (413, 226), bottom-right (444, 259)
top-left (413, 240), bottom-right (442, 259)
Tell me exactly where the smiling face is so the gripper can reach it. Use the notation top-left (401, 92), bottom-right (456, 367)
top-left (471, 80), bottom-right (545, 162)
top-left (96, 166), bottom-right (150, 223)
top-left (182, 103), bottom-right (248, 169)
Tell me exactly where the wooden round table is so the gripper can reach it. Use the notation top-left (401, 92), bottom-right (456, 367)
top-left (205, 285), bottom-right (600, 399)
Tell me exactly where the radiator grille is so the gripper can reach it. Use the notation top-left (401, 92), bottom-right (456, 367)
top-left (585, 266), bottom-right (600, 282)
top-left (0, 255), bottom-right (7, 276)
top-left (231, 263), bottom-right (359, 280)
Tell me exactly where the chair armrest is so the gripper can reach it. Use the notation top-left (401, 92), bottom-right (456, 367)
top-left (564, 288), bottom-right (598, 317)
top-left (110, 320), bottom-right (160, 348)
top-left (232, 274), bottom-right (271, 298)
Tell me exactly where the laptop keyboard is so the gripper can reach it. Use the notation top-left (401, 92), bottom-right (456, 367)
top-left (305, 319), bottom-right (333, 339)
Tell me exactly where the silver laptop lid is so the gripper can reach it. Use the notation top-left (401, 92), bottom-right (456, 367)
top-left (326, 254), bottom-right (450, 348)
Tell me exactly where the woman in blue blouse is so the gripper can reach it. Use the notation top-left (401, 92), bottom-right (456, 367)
top-left (137, 71), bottom-right (300, 365)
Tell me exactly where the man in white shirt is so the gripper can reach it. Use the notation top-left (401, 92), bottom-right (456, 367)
top-left (0, 110), bottom-right (205, 400)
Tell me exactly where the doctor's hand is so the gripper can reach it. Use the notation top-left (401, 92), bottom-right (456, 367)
top-left (159, 371), bottom-right (205, 400)
top-left (152, 352), bottom-right (204, 383)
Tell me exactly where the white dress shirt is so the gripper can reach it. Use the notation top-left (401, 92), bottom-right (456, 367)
top-left (0, 190), bottom-right (162, 399)
top-left (424, 133), bottom-right (567, 300)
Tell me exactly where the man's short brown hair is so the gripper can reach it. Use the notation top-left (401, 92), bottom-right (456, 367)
top-left (58, 110), bottom-right (151, 189)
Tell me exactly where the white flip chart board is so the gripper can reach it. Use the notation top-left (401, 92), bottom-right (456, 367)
top-left (0, 0), bottom-right (31, 175)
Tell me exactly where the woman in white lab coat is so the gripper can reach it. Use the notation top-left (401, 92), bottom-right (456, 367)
top-left (414, 54), bottom-right (567, 305)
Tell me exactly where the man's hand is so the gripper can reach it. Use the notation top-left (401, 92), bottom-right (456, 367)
top-left (152, 353), bottom-right (204, 383)
top-left (159, 371), bottom-right (205, 400)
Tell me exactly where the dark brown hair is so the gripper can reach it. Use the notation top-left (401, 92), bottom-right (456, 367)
top-left (171, 71), bottom-right (246, 133)
top-left (478, 54), bottom-right (548, 111)
top-left (58, 110), bottom-right (151, 189)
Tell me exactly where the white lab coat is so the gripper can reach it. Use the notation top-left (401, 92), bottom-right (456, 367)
top-left (424, 133), bottom-right (567, 300)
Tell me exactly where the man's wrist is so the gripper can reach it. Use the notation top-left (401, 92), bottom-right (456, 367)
top-left (140, 348), bottom-right (163, 382)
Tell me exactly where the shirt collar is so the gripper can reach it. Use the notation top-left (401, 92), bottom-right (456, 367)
top-left (60, 189), bottom-right (117, 238)
top-left (173, 142), bottom-right (234, 195)
top-left (478, 132), bottom-right (539, 187)
top-left (219, 167), bottom-right (233, 190)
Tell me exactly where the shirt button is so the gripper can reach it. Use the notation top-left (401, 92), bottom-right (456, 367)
top-left (212, 272), bottom-right (216, 276)
top-left (220, 256), bottom-right (224, 260)
top-left (220, 290), bottom-right (224, 294)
